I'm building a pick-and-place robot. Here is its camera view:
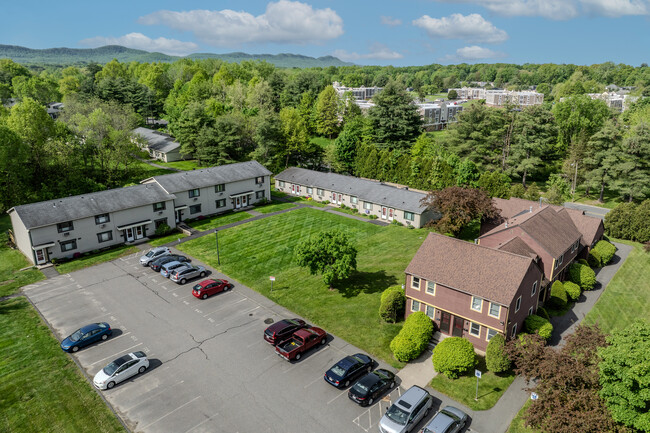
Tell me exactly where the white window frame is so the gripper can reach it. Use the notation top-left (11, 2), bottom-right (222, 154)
top-left (486, 328), bottom-right (497, 341)
top-left (307, 187), bottom-right (313, 194)
top-left (425, 304), bottom-right (435, 319)
top-left (404, 211), bottom-right (415, 221)
top-left (278, 181), bottom-right (285, 187)
top-left (426, 281), bottom-right (435, 295)
top-left (528, 306), bottom-right (533, 316)
top-left (411, 299), bottom-right (421, 312)
top-left (515, 296), bottom-right (522, 312)
top-left (317, 188), bottom-right (324, 195)
top-left (350, 196), bottom-right (358, 204)
top-left (512, 323), bottom-right (518, 337)
top-left (488, 302), bottom-right (500, 318)
top-left (363, 202), bottom-right (373, 211)
top-left (411, 276), bottom-right (420, 290)
top-left (531, 280), bottom-right (537, 296)
top-left (555, 253), bottom-right (564, 269)
top-left (471, 296), bottom-right (482, 312)
top-left (469, 322), bottom-right (481, 337)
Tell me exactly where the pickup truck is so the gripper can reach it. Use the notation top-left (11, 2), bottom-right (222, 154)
top-left (275, 327), bottom-right (327, 361)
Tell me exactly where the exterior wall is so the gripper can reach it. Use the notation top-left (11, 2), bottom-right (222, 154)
top-left (155, 149), bottom-right (184, 163)
top-left (503, 264), bottom-right (544, 340)
top-left (8, 210), bottom-right (35, 264)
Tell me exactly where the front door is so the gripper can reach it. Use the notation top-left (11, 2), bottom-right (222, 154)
top-left (125, 228), bottom-right (134, 242)
top-left (440, 311), bottom-right (451, 335)
top-left (381, 207), bottom-right (387, 219)
top-left (235, 197), bottom-right (241, 209)
top-left (35, 248), bottom-right (48, 265)
top-left (388, 208), bottom-right (394, 221)
top-left (242, 195), bottom-right (247, 207)
top-left (135, 225), bottom-right (144, 240)
top-left (175, 210), bottom-right (183, 223)
top-left (452, 316), bottom-right (464, 337)
top-left (330, 192), bottom-right (336, 203)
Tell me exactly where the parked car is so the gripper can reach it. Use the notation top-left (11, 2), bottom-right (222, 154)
top-left (275, 327), bottom-right (327, 361)
top-left (348, 368), bottom-right (396, 406)
top-left (60, 322), bottom-right (112, 353)
top-left (192, 279), bottom-right (231, 299)
top-left (379, 385), bottom-right (433, 433)
top-left (420, 406), bottom-right (468, 433)
top-left (139, 247), bottom-right (171, 266)
top-left (149, 255), bottom-right (191, 272)
top-left (324, 353), bottom-right (374, 388)
top-left (263, 318), bottom-right (307, 345)
top-left (160, 261), bottom-right (188, 278)
top-left (170, 265), bottom-right (206, 284)
top-left (93, 351), bottom-right (149, 390)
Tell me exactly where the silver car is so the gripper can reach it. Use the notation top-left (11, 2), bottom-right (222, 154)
top-left (160, 260), bottom-right (187, 278)
top-left (421, 406), bottom-right (468, 433)
top-left (139, 247), bottom-right (171, 266)
top-left (378, 385), bottom-right (433, 433)
top-left (93, 351), bottom-right (149, 390)
top-left (170, 265), bottom-right (207, 284)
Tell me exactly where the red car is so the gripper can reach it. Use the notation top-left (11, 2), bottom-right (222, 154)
top-left (192, 279), bottom-right (231, 299)
top-left (264, 318), bottom-right (307, 345)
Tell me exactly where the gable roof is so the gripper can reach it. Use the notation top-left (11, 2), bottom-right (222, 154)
top-left (498, 236), bottom-right (538, 260)
top-left (134, 127), bottom-right (180, 154)
top-left (275, 167), bottom-right (429, 214)
top-left (144, 160), bottom-right (272, 194)
top-left (406, 233), bottom-right (535, 305)
top-left (9, 183), bottom-right (174, 230)
top-left (566, 208), bottom-right (604, 247)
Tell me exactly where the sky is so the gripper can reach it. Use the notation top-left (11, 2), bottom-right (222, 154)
top-left (3, 0), bottom-right (650, 66)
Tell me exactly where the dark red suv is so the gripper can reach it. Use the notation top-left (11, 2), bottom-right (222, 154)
top-left (192, 279), bottom-right (231, 299)
top-left (263, 318), bottom-right (307, 345)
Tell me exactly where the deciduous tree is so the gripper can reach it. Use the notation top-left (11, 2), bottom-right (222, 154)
top-left (295, 230), bottom-right (357, 289)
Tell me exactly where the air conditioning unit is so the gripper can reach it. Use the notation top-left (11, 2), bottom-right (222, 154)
top-left (100, 224), bottom-right (106, 228)
top-left (158, 211), bottom-right (163, 215)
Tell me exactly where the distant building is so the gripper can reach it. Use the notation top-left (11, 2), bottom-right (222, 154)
top-left (585, 92), bottom-right (640, 112)
top-left (332, 82), bottom-right (383, 101)
top-left (450, 87), bottom-right (486, 100)
top-left (484, 90), bottom-right (544, 107)
top-left (416, 102), bottom-right (464, 130)
top-left (46, 102), bottom-right (64, 120)
top-left (133, 127), bottom-right (186, 163)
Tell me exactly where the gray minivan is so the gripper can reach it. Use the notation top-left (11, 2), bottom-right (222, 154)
top-left (378, 385), bottom-right (433, 433)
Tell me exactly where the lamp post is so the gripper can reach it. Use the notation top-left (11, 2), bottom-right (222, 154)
top-left (215, 229), bottom-right (220, 266)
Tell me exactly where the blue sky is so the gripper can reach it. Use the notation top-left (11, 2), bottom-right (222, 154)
top-left (3, 0), bottom-right (649, 66)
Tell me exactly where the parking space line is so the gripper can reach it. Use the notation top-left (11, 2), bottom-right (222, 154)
top-left (140, 396), bottom-right (201, 430)
top-left (202, 297), bottom-right (247, 317)
top-left (327, 389), bottom-right (349, 405)
top-left (303, 375), bottom-right (323, 389)
top-left (176, 293), bottom-right (195, 300)
top-left (182, 412), bottom-right (219, 433)
top-left (90, 343), bottom-right (143, 366)
top-left (123, 380), bottom-right (185, 412)
top-left (282, 345), bottom-right (330, 374)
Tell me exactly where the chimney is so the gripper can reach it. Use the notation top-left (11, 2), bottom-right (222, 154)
top-left (529, 206), bottom-right (532, 213)
top-left (539, 197), bottom-right (542, 207)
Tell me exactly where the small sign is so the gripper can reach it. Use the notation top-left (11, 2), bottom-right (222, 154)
top-left (475, 369), bottom-right (482, 378)
top-left (531, 392), bottom-right (538, 400)
top-left (269, 276), bottom-right (275, 281)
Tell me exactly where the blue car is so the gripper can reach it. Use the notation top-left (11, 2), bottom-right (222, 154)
top-left (61, 322), bottom-right (112, 353)
top-left (324, 353), bottom-right (374, 388)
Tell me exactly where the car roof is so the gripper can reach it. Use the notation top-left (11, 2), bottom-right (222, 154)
top-left (267, 319), bottom-right (297, 331)
top-left (358, 371), bottom-right (383, 387)
top-left (198, 279), bottom-right (219, 287)
top-left (396, 386), bottom-right (429, 409)
top-left (112, 354), bottom-right (133, 367)
top-left (337, 356), bottom-right (360, 370)
top-left (425, 411), bottom-right (456, 432)
top-left (162, 261), bottom-right (182, 268)
top-left (80, 323), bottom-right (102, 333)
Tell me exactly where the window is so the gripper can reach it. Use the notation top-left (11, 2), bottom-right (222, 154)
top-left (528, 307), bottom-right (533, 316)
top-left (188, 189), bottom-right (200, 198)
top-left (471, 296), bottom-right (482, 312)
top-left (154, 218), bottom-right (168, 229)
top-left (189, 204), bottom-right (202, 214)
top-left (278, 181), bottom-right (285, 187)
top-left (512, 323), bottom-right (517, 337)
top-left (350, 196), bottom-right (358, 204)
top-left (425, 305), bottom-right (435, 319)
top-left (486, 328), bottom-right (497, 341)
top-left (95, 214), bottom-right (110, 225)
top-left (307, 187), bottom-right (313, 194)
top-left (363, 202), bottom-right (373, 211)
top-left (60, 239), bottom-right (77, 252)
top-left (404, 211), bottom-right (415, 221)
top-left (411, 299), bottom-right (421, 312)
top-left (426, 281), bottom-right (436, 295)
top-left (515, 296), bottom-right (522, 312)
top-left (317, 188), bottom-right (324, 195)
top-left (215, 184), bottom-right (225, 193)
top-left (57, 221), bottom-right (74, 233)
top-left (216, 199), bottom-right (226, 208)
top-left (555, 254), bottom-right (564, 269)
top-left (97, 231), bottom-right (113, 243)
top-left (488, 303), bottom-right (500, 318)
top-left (256, 190), bottom-right (265, 199)
top-left (255, 176), bottom-right (264, 184)
top-left (411, 276), bottom-right (420, 290)
top-left (469, 322), bottom-right (481, 337)
top-left (531, 281), bottom-right (537, 296)
top-left (153, 202), bottom-right (166, 211)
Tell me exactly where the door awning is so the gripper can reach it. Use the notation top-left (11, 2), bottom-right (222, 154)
top-left (32, 242), bottom-right (56, 250)
top-left (116, 220), bottom-right (152, 231)
top-left (229, 190), bottom-right (253, 199)
top-left (174, 205), bottom-right (188, 210)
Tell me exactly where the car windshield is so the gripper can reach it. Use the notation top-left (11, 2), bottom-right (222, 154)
top-left (331, 365), bottom-right (347, 376)
top-left (193, 284), bottom-right (201, 291)
top-left (145, 251), bottom-right (155, 257)
top-left (69, 329), bottom-right (83, 342)
top-left (386, 405), bottom-right (408, 425)
top-left (103, 361), bottom-right (120, 376)
top-left (352, 381), bottom-right (369, 392)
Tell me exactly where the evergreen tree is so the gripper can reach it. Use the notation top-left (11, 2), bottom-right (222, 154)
top-left (367, 80), bottom-right (422, 149)
top-left (612, 122), bottom-right (650, 201)
top-left (315, 85), bottom-right (340, 138)
top-left (583, 120), bottom-right (623, 202)
top-left (334, 117), bottom-right (363, 174)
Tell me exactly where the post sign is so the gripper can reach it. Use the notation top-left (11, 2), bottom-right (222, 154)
top-left (475, 369), bottom-right (482, 378)
top-left (269, 276), bottom-right (276, 281)
top-left (531, 392), bottom-right (538, 400)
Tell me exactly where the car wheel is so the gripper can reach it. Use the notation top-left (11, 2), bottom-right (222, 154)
top-left (71, 346), bottom-right (79, 353)
top-left (295, 353), bottom-right (301, 361)
top-left (101, 334), bottom-right (108, 341)
top-left (138, 366), bottom-right (147, 374)
top-left (200, 272), bottom-right (206, 277)
top-left (424, 407), bottom-right (430, 417)
top-left (320, 337), bottom-right (326, 345)
top-left (344, 380), bottom-right (350, 387)
top-left (107, 381), bottom-right (115, 389)
top-left (226, 284), bottom-right (232, 291)
top-left (180, 279), bottom-right (186, 285)
top-left (390, 381), bottom-right (395, 388)
top-left (367, 365), bottom-right (372, 372)
top-left (368, 398), bottom-right (374, 406)
top-left (202, 293), bottom-right (208, 300)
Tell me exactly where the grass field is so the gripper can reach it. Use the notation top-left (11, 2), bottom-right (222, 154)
top-left (55, 245), bottom-right (139, 274)
top-left (584, 239), bottom-right (650, 333)
top-left (148, 230), bottom-right (189, 247)
top-left (0, 297), bottom-right (126, 433)
top-left (430, 357), bottom-right (515, 411)
top-left (271, 190), bottom-right (329, 207)
top-left (178, 207), bottom-right (434, 366)
top-left (187, 212), bottom-right (253, 231)
top-left (254, 201), bottom-right (297, 214)
top-left (152, 159), bottom-right (206, 171)
top-left (0, 215), bottom-right (44, 298)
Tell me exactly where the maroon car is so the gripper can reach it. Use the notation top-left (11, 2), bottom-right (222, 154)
top-left (192, 279), bottom-right (231, 299)
top-left (275, 327), bottom-right (327, 361)
top-left (263, 318), bottom-right (307, 345)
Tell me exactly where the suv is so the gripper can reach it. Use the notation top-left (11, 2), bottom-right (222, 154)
top-left (263, 318), bottom-right (307, 345)
top-left (170, 265), bottom-right (206, 284)
top-left (160, 261), bottom-right (188, 278)
top-left (149, 255), bottom-right (190, 272)
top-left (139, 247), bottom-right (171, 266)
top-left (379, 385), bottom-right (433, 433)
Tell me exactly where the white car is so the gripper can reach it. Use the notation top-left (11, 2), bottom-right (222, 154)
top-left (139, 247), bottom-right (171, 266)
top-left (93, 351), bottom-right (149, 390)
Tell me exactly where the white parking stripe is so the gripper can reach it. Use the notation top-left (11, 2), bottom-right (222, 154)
top-left (182, 412), bottom-right (219, 433)
top-left (140, 396), bottom-right (201, 430)
top-left (90, 343), bottom-right (143, 366)
top-left (123, 380), bottom-right (185, 412)
top-left (202, 297), bottom-right (247, 317)
top-left (327, 389), bottom-right (348, 405)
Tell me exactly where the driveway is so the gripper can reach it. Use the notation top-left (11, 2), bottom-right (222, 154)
top-left (562, 202), bottom-right (611, 220)
top-left (23, 251), bottom-right (413, 433)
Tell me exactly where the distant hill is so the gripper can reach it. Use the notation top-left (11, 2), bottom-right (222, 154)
top-left (0, 44), bottom-right (353, 68)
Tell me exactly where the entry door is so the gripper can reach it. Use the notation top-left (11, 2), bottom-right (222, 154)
top-left (452, 316), bottom-right (464, 337)
top-left (176, 210), bottom-right (183, 223)
top-left (135, 225), bottom-right (144, 239)
top-left (330, 192), bottom-right (336, 203)
top-left (381, 207), bottom-right (387, 219)
top-left (242, 195), bottom-right (247, 207)
top-left (35, 248), bottom-right (48, 265)
top-left (126, 228), bottom-right (135, 242)
top-left (388, 208), bottom-right (394, 221)
top-left (235, 197), bottom-right (241, 209)
top-left (440, 311), bottom-right (451, 335)
top-left (338, 194), bottom-right (342, 204)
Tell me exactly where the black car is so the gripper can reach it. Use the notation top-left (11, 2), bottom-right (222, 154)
top-left (324, 353), bottom-right (374, 388)
top-left (348, 368), bottom-right (396, 406)
top-left (149, 255), bottom-right (191, 272)
top-left (263, 318), bottom-right (308, 345)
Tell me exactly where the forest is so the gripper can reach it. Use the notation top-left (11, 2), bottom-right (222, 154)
top-left (1, 57), bottom-right (649, 213)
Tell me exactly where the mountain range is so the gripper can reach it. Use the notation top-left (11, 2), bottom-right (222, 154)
top-left (0, 44), bottom-right (353, 68)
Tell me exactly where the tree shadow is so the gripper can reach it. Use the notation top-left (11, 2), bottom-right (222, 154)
top-left (336, 270), bottom-right (398, 298)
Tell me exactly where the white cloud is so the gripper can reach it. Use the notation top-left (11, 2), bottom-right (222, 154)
top-left (139, 1), bottom-right (343, 46)
top-left (79, 33), bottom-right (198, 56)
top-left (380, 16), bottom-right (402, 26)
top-left (333, 43), bottom-right (403, 61)
top-left (441, 45), bottom-right (507, 62)
top-left (413, 13), bottom-right (508, 43)
top-left (581, 0), bottom-right (647, 17)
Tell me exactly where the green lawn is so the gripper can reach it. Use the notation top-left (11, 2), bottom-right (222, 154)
top-left (187, 211), bottom-right (253, 231)
top-left (148, 230), bottom-right (189, 247)
top-left (506, 400), bottom-right (540, 433)
top-left (55, 245), bottom-right (139, 274)
top-left (0, 297), bottom-right (125, 433)
top-left (584, 239), bottom-right (650, 333)
top-left (0, 215), bottom-right (45, 297)
top-left (121, 160), bottom-right (175, 187)
top-left (153, 159), bottom-right (206, 171)
top-left (271, 190), bottom-right (328, 207)
top-left (310, 136), bottom-right (335, 148)
top-left (254, 201), bottom-right (298, 214)
top-left (430, 357), bottom-right (516, 411)
top-left (571, 186), bottom-right (623, 209)
top-left (178, 207), bottom-right (434, 366)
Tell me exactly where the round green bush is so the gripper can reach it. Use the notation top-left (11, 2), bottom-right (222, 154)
top-left (524, 314), bottom-right (554, 340)
top-left (154, 223), bottom-right (172, 236)
top-left (549, 281), bottom-right (567, 308)
top-left (485, 333), bottom-right (510, 373)
top-left (588, 249), bottom-right (602, 268)
top-left (379, 287), bottom-right (406, 323)
top-left (592, 240), bottom-right (616, 266)
top-left (431, 337), bottom-right (476, 379)
top-left (389, 312), bottom-right (433, 362)
top-left (563, 281), bottom-right (581, 300)
top-left (569, 263), bottom-right (596, 291)
top-left (536, 306), bottom-right (550, 321)
top-left (578, 258), bottom-right (589, 266)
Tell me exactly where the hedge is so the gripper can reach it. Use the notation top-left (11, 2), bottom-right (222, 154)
top-left (485, 333), bottom-right (510, 373)
top-left (389, 311), bottom-right (433, 362)
top-left (588, 249), bottom-right (602, 268)
top-left (578, 258), bottom-right (589, 266)
top-left (549, 281), bottom-right (568, 308)
top-left (592, 240), bottom-right (616, 266)
top-left (564, 281), bottom-right (581, 300)
top-left (536, 306), bottom-right (550, 321)
top-left (604, 200), bottom-right (650, 243)
top-left (568, 263), bottom-right (596, 291)
top-left (431, 337), bottom-right (476, 379)
top-left (379, 286), bottom-right (406, 323)
top-left (524, 314), bottom-right (554, 340)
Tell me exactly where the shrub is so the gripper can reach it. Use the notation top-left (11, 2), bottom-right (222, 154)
top-left (340, 204), bottom-right (347, 209)
top-left (431, 337), bottom-right (476, 379)
top-left (389, 312), bottom-right (434, 362)
top-left (592, 240), bottom-right (616, 266)
top-left (391, 219), bottom-right (403, 226)
top-left (154, 223), bottom-right (172, 236)
top-left (379, 286), bottom-right (406, 323)
top-left (524, 314), bottom-right (554, 340)
top-left (509, 184), bottom-right (526, 199)
top-left (322, 200), bottom-right (330, 205)
top-left (485, 334), bottom-right (510, 373)
top-left (578, 258), bottom-right (589, 266)
top-left (536, 306), bottom-right (550, 321)
top-left (568, 263), bottom-right (596, 291)
top-left (369, 214), bottom-right (378, 220)
top-left (564, 281), bottom-right (581, 300)
top-left (587, 249), bottom-right (602, 268)
top-left (351, 208), bottom-right (359, 213)
top-left (549, 281), bottom-right (567, 308)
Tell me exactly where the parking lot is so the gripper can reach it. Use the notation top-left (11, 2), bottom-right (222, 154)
top-left (22, 251), bottom-right (451, 433)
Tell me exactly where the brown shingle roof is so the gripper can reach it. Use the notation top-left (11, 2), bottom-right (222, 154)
top-left (566, 208), bottom-right (604, 247)
top-left (498, 237), bottom-right (538, 260)
top-left (405, 233), bottom-right (535, 305)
